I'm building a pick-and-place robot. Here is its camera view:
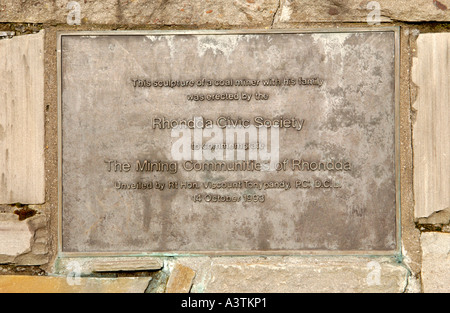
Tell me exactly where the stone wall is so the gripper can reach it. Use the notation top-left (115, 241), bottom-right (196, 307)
top-left (0, 0), bottom-right (449, 293)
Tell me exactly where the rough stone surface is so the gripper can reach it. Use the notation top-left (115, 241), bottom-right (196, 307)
top-left (421, 232), bottom-right (450, 293)
top-left (274, 0), bottom-right (450, 24)
top-left (416, 208), bottom-right (450, 225)
top-left (0, 275), bottom-right (151, 293)
top-left (0, 30), bottom-right (45, 204)
top-left (0, 0), bottom-right (448, 25)
top-left (165, 263), bottom-right (196, 293)
top-left (412, 33), bottom-right (450, 220)
top-left (0, 0), bottom-right (279, 26)
top-left (0, 213), bottom-right (33, 258)
top-left (169, 256), bottom-right (409, 293)
top-left (0, 213), bottom-right (49, 265)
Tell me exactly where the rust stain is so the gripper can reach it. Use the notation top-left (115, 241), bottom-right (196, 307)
top-left (433, 0), bottom-right (448, 10)
top-left (14, 206), bottom-right (37, 221)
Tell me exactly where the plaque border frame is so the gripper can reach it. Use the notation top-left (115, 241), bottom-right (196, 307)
top-left (57, 27), bottom-right (401, 259)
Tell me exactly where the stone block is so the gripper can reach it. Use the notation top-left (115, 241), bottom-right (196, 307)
top-left (421, 232), bottom-right (450, 293)
top-left (204, 257), bottom-right (408, 292)
top-left (0, 0), bottom-right (279, 26)
top-left (412, 33), bottom-right (450, 220)
top-left (92, 258), bottom-right (163, 272)
top-left (173, 256), bottom-right (408, 293)
top-left (0, 213), bottom-right (49, 265)
top-left (0, 0), bottom-right (448, 25)
top-left (0, 213), bottom-right (33, 259)
top-left (166, 263), bottom-right (196, 293)
top-left (0, 275), bottom-right (151, 293)
top-left (0, 30), bottom-right (45, 204)
top-left (274, 0), bottom-right (450, 24)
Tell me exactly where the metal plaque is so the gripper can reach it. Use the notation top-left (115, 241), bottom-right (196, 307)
top-left (58, 29), bottom-right (400, 255)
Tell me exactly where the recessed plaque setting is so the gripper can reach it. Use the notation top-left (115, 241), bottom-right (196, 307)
top-left (58, 29), bottom-right (400, 256)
